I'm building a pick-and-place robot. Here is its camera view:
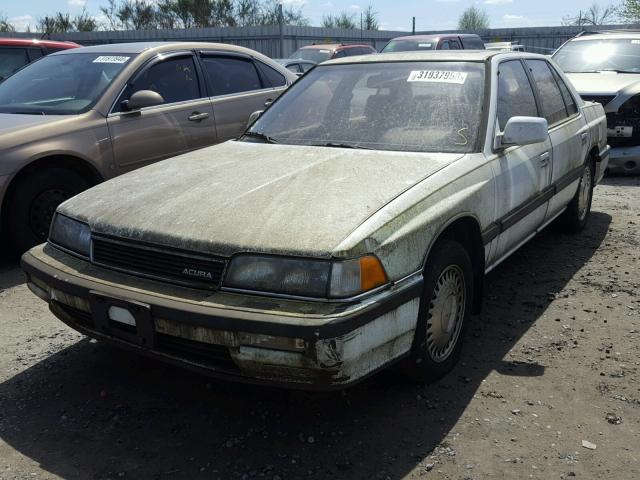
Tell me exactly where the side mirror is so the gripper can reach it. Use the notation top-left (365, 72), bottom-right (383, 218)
top-left (121, 90), bottom-right (164, 111)
top-left (247, 110), bottom-right (263, 127)
top-left (498, 116), bottom-right (548, 148)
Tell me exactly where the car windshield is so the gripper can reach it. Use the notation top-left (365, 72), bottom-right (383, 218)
top-left (290, 48), bottom-right (332, 63)
top-left (382, 40), bottom-right (436, 53)
top-left (246, 61), bottom-right (485, 153)
top-left (0, 52), bottom-right (133, 115)
top-left (553, 38), bottom-right (640, 73)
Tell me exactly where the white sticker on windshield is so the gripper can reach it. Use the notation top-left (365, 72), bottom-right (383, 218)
top-left (93, 55), bottom-right (130, 64)
top-left (418, 43), bottom-right (433, 48)
top-left (632, 40), bottom-right (640, 44)
top-left (407, 70), bottom-right (468, 84)
top-left (319, 49), bottom-right (331, 53)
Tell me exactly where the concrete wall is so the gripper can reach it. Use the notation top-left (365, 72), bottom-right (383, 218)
top-left (2, 24), bottom-right (639, 57)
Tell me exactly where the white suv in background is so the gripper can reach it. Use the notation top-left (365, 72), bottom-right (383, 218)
top-left (553, 31), bottom-right (640, 174)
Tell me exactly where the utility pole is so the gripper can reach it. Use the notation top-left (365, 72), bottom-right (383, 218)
top-left (360, 12), bottom-right (363, 39)
top-left (278, 3), bottom-right (284, 57)
top-left (412, 16), bottom-right (415, 35)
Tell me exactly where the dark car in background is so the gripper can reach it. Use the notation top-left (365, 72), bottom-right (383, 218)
top-left (289, 43), bottom-right (376, 63)
top-left (0, 41), bottom-right (297, 253)
top-left (0, 38), bottom-right (80, 81)
top-left (381, 34), bottom-right (485, 53)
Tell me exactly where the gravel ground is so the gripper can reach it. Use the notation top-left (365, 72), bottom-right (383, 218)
top-left (0, 176), bottom-right (638, 480)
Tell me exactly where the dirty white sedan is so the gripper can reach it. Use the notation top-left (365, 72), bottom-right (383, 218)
top-left (22, 51), bottom-right (609, 389)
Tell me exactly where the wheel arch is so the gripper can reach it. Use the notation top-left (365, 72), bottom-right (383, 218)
top-left (422, 214), bottom-right (485, 314)
top-left (1, 154), bottom-right (104, 220)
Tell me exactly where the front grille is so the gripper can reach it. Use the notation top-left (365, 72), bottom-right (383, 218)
top-left (156, 333), bottom-right (238, 370)
top-left (581, 95), bottom-right (615, 106)
top-left (92, 235), bottom-right (226, 290)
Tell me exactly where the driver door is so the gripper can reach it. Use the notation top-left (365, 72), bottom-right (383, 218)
top-left (490, 60), bottom-right (552, 264)
top-left (107, 53), bottom-right (216, 174)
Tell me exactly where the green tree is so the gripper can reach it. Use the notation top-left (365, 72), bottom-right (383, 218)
top-left (362, 4), bottom-right (378, 30)
top-left (618, 0), bottom-right (640, 23)
top-left (562, 3), bottom-right (617, 26)
top-left (457, 6), bottom-right (489, 30)
top-left (322, 11), bottom-right (357, 29)
top-left (0, 12), bottom-right (15, 32)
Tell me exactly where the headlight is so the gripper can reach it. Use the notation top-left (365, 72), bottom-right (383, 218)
top-left (223, 254), bottom-right (388, 299)
top-left (49, 214), bottom-right (91, 257)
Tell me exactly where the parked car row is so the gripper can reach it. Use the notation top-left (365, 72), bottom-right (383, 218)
top-left (19, 47), bottom-right (609, 389)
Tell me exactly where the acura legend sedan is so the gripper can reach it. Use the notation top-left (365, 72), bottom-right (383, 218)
top-left (23, 51), bottom-right (609, 389)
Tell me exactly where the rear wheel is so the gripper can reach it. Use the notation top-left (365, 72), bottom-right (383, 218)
top-left (403, 239), bottom-right (474, 382)
top-left (4, 168), bottom-right (89, 254)
top-left (556, 160), bottom-right (594, 233)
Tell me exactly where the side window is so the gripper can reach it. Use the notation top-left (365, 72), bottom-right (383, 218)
top-left (300, 62), bottom-right (314, 73)
top-left (461, 37), bottom-right (484, 49)
top-left (550, 66), bottom-right (578, 116)
top-left (285, 64), bottom-right (300, 73)
top-left (27, 48), bottom-right (44, 61)
top-left (497, 60), bottom-right (539, 130)
top-left (0, 48), bottom-right (29, 79)
top-left (256, 61), bottom-right (287, 87)
top-left (449, 39), bottom-right (462, 50)
top-left (526, 59), bottom-right (568, 125)
top-left (202, 56), bottom-right (262, 95)
top-left (440, 41), bottom-right (450, 50)
top-left (124, 56), bottom-right (200, 107)
top-left (333, 50), bottom-right (347, 58)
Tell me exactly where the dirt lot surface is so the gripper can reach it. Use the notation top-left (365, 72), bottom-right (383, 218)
top-left (0, 177), bottom-right (638, 480)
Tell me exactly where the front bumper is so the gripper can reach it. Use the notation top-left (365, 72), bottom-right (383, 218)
top-left (607, 145), bottom-right (640, 175)
top-left (22, 244), bottom-right (423, 390)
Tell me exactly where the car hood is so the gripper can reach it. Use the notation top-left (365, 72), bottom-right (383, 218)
top-left (59, 141), bottom-right (462, 258)
top-left (0, 113), bottom-right (60, 135)
top-left (565, 72), bottom-right (640, 95)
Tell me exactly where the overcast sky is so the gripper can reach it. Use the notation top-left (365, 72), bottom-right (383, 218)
top-left (2, 0), bottom-right (615, 32)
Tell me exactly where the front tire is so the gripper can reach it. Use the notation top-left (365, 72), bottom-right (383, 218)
top-left (4, 168), bottom-right (89, 254)
top-left (404, 239), bottom-right (474, 383)
top-left (556, 160), bottom-right (594, 233)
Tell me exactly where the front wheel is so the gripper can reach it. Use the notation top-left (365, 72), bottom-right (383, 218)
top-left (4, 168), bottom-right (89, 254)
top-left (556, 160), bottom-right (594, 233)
top-left (403, 239), bottom-right (474, 383)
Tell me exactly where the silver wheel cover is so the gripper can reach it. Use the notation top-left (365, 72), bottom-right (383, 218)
top-left (426, 264), bottom-right (466, 362)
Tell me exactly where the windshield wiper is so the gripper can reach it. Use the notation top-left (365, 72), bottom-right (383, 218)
top-left (566, 69), bottom-right (639, 74)
top-left (10, 110), bottom-right (46, 115)
top-left (311, 142), bottom-right (373, 150)
top-left (242, 131), bottom-right (278, 144)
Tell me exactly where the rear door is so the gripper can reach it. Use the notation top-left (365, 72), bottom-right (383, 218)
top-left (525, 59), bottom-right (587, 222)
top-left (490, 59), bottom-right (553, 263)
top-left (199, 53), bottom-right (288, 141)
top-left (107, 52), bottom-right (216, 173)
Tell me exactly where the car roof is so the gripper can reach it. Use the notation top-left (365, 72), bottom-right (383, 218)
top-left (390, 34), bottom-right (480, 42)
top-left (0, 38), bottom-right (80, 49)
top-left (298, 43), bottom-right (372, 51)
top-left (325, 50), bottom-right (546, 64)
top-left (52, 41), bottom-right (262, 56)
top-left (569, 31), bottom-right (640, 41)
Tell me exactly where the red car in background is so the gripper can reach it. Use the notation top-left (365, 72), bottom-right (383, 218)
top-left (289, 43), bottom-right (376, 63)
top-left (0, 38), bottom-right (80, 81)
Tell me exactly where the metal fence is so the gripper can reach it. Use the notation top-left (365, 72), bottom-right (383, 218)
top-left (2, 23), bottom-right (640, 57)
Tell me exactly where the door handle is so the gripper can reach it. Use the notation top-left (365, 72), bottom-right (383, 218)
top-left (539, 151), bottom-right (550, 167)
top-left (264, 98), bottom-right (274, 108)
top-left (580, 132), bottom-right (588, 145)
top-left (188, 112), bottom-right (209, 122)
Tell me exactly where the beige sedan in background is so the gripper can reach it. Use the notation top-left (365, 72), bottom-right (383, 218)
top-left (0, 41), bottom-right (296, 253)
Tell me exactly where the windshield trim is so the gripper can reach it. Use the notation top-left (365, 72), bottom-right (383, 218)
top-left (244, 59), bottom-right (490, 155)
